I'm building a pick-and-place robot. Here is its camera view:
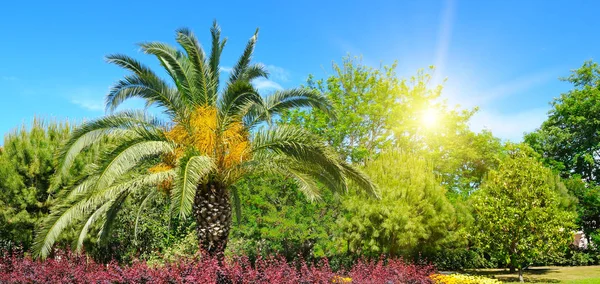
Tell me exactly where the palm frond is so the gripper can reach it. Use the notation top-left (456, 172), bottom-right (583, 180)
top-left (138, 42), bottom-right (195, 104)
top-left (229, 29), bottom-right (258, 83)
top-left (34, 170), bottom-right (175, 259)
top-left (171, 155), bottom-right (216, 219)
top-left (218, 80), bottom-right (262, 123)
top-left (266, 88), bottom-right (334, 118)
top-left (242, 63), bottom-right (269, 81)
top-left (106, 73), bottom-right (182, 118)
top-left (251, 125), bottom-right (345, 190)
top-left (97, 190), bottom-right (130, 243)
top-left (134, 190), bottom-right (156, 243)
top-left (339, 161), bottom-right (379, 198)
top-left (176, 28), bottom-right (210, 105)
top-left (209, 20), bottom-right (227, 96)
top-left (94, 140), bottom-right (173, 190)
top-left (75, 201), bottom-right (111, 252)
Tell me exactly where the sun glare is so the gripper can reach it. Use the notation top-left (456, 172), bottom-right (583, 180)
top-left (421, 107), bottom-right (439, 129)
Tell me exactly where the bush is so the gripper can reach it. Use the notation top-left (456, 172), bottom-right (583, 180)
top-left (428, 248), bottom-right (497, 271)
top-left (0, 250), bottom-right (436, 283)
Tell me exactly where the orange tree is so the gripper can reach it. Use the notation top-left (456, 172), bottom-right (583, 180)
top-left (33, 22), bottom-right (376, 259)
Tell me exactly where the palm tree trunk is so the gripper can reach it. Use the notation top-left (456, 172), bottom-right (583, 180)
top-left (194, 182), bottom-right (232, 259)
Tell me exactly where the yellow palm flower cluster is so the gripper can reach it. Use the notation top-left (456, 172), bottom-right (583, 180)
top-left (430, 273), bottom-right (502, 284)
top-left (149, 105), bottom-right (251, 190)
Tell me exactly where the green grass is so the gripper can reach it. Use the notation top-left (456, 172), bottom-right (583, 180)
top-left (467, 266), bottom-right (600, 283)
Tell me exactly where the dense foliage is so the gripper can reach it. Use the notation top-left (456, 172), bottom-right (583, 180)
top-left (33, 23), bottom-right (375, 260)
top-left (471, 145), bottom-right (577, 280)
top-left (281, 57), bottom-right (502, 195)
top-left (0, 250), bottom-right (435, 284)
top-left (525, 60), bottom-right (600, 242)
top-left (1, 27), bottom-right (599, 281)
top-left (0, 120), bottom-right (98, 251)
top-left (339, 150), bottom-right (461, 258)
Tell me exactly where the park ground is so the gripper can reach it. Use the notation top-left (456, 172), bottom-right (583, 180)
top-left (467, 266), bottom-right (600, 283)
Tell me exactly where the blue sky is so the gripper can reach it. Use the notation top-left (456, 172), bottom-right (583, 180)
top-left (1, 0), bottom-right (598, 142)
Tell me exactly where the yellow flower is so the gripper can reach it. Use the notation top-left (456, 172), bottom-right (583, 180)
top-left (430, 273), bottom-right (501, 284)
top-left (331, 275), bottom-right (353, 283)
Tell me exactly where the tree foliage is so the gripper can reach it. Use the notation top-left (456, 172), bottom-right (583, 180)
top-left (0, 119), bottom-right (96, 251)
top-left (471, 144), bottom-right (577, 279)
top-left (33, 23), bottom-right (375, 259)
top-left (525, 60), bottom-right (600, 242)
top-left (338, 149), bottom-right (461, 258)
top-left (282, 56), bottom-right (502, 195)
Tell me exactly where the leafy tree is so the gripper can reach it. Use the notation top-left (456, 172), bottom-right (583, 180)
top-left (562, 176), bottom-right (600, 243)
top-left (227, 174), bottom-right (339, 261)
top-left (525, 60), bottom-right (600, 181)
top-left (338, 149), bottom-right (460, 258)
top-left (33, 23), bottom-right (376, 259)
top-left (471, 144), bottom-right (576, 282)
top-left (282, 57), bottom-right (502, 195)
top-left (525, 60), bottom-right (600, 240)
top-left (282, 56), bottom-right (399, 163)
top-left (0, 119), bottom-right (94, 251)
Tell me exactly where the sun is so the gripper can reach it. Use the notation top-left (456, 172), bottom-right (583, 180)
top-left (421, 107), bottom-right (439, 129)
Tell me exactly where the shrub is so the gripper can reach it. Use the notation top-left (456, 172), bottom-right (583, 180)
top-left (0, 250), bottom-right (435, 283)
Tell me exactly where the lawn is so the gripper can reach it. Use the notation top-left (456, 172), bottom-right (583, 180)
top-left (468, 266), bottom-right (600, 283)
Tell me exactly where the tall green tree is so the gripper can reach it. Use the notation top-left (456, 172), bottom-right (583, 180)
top-left (525, 60), bottom-right (600, 242)
top-left (0, 119), bottom-right (93, 251)
top-left (282, 57), bottom-right (502, 194)
top-left (525, 60), bottom-right (600, 181)
top-left (471, 144), bottom-right (576, 282)
top-left (34, 23), bottom-right (376, 259)
top-left (338, 149), bottom-right (460, 258)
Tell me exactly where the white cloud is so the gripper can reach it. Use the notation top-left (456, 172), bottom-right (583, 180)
top-left (265, 64), bottom-right (290, 82)
top-left (469, 107), bottom-right (549, 142)
top-left (219, 66), bottom-right (232, 73)
top-left (252, 78), bottom-right (283, 91)
top-left (71, 97), bottom-right (104, 111)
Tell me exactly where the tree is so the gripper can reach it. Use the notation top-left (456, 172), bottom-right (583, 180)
top-left (338, 149), bottom-right (460, 258)
top-left (471, 145), bottom-right (576, 282)
top-left (33, 23), bottom-right (376, 259)
top-left (525, 60), bottom-right (600, 239)
top-left (282, 57), bottom-right (502, 195)
top-left (525, 60), bottom-right (600, 181)
top-left (282, 56), bottom-right (399, 163)
top-left (0, 119), bottom-right (94, 251)
top-left (227, 174), bottom-right (339, 261)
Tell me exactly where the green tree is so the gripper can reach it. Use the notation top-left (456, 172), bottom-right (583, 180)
top-left (34, 23), bottom-right (376, 259)
top-left (338, 149), bottom-right (460, 258)
top-left (282, 56), bottom-right (399, 163)
top-left (525, 60), bottom-right (600, 181)
top-left (0, 119), bottom-right (94, 251)
top-left (227, 174), bottom-right (339, 261)
top-left (471, 145), bottom-right (576, 282)
top-left (525, 60), bottom-right (600, 239)
top-left (282, 57), bottom-right (502, 195)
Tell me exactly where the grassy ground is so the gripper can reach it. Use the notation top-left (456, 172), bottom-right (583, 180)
top-left (467, 266), bottom-right (600, 283)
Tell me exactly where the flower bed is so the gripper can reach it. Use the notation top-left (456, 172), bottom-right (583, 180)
top-left (0, 250), bottom-right (435, 283)
top-left (431, 273), bottom-right (501, 284)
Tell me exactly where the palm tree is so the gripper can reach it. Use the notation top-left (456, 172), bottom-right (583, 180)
top-left (33, 22), bottom-right (376, 259)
